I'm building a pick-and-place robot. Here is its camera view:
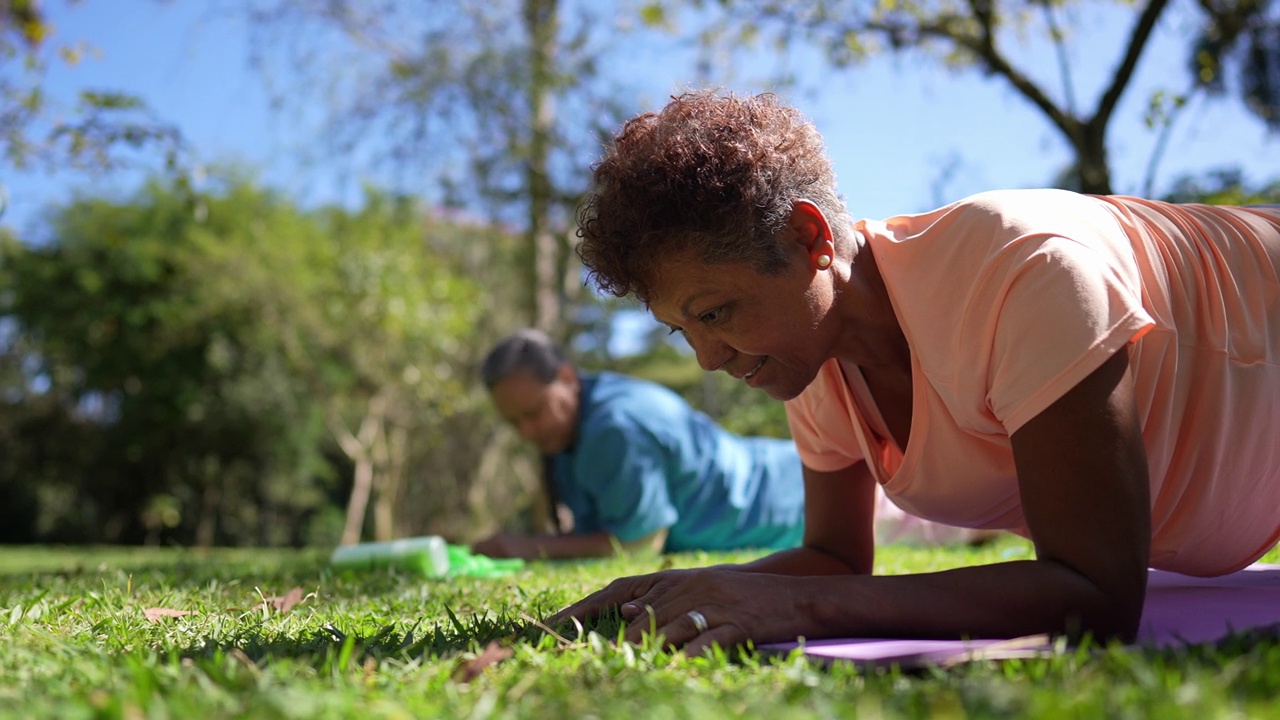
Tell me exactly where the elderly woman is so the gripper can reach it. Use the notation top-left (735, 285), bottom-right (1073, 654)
top-left (551, 90), bottom-right (1280, 654)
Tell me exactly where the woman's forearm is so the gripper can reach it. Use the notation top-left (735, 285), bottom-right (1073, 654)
top-left (735, 545), bottom-right (863, 576)
top-left (788, 557), bottom-right (1141, 643)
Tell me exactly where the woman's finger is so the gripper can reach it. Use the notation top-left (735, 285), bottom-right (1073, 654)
top-left (618, 567), bottom-right (710, 620)
top-left (622, 599), bottom-right (710, 646)
top-left (544, 573), bottom-right (657, 626)
top-left (683, 623), bottom-right (743, 658)
top-left (619, 577), bottom-right (678, 620)
top-left (623, 604), bottom-right (734, 653)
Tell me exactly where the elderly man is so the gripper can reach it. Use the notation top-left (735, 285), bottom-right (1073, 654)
top-left (474, 329), bottom-right (983, 560)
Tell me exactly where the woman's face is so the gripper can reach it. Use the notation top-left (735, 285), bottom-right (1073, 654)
top-left (490, 366), bottom-right (581, 454)
top-left (646, 245), bottom-right (837, 401)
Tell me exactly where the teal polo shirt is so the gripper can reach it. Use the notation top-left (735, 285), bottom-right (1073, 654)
top-left (550, 371), bottom-right (805, 552)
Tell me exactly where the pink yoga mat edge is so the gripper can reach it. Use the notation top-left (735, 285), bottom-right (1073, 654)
top-left (757, 563), bottom-right (1280, 668)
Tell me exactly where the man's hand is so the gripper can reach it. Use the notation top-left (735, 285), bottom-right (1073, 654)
top-left (473, 532), bottom-right (535, 559)
top-left (471, 530), bottom-right (625, 560)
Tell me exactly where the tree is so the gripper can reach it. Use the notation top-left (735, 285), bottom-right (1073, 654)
top-left (242, 0), bottom-right (674, 535)
top-left (1191, 0), bottom-right (1280, 132)
top-left (224, 189), bottom-right (486, 544)
top-left (243, 0), bottom-right (643, 342)
top-left (655, 0), bottom-right (1279, 195)
top-left (0, 177), bottom-right (333, 545)
top-left (0, 172), bottom-right (499, 545)
top-left (0, 0), bottom-right (182, 174)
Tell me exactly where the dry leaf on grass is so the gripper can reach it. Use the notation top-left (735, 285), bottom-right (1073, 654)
top-left (253, 586), bottom-right (305, 614)
top-left (452, 641), bottom-right (514, 683)
top-left (142, 607), bottom-right (192, 623)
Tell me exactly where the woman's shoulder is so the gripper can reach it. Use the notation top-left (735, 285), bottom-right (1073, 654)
top-left (866, 189), bottom-right (1146, 390)
top-left (867, 188), bottom-right (1129, 277)
top-left (882, 188), bottom-right (1108, 235)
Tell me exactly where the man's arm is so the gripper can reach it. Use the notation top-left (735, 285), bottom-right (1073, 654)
top-left (473, 527), bottom-right (669, 560)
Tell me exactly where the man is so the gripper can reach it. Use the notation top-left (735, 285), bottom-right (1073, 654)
top-left (473, 328), bottom-right (807, 559)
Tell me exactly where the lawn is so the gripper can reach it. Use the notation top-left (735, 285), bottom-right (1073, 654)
top-left (3, 538), bottom-right (1280, 719)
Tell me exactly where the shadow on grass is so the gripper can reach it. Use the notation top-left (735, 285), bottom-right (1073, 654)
top-left (171, 612), bottom-right (527, 669)
top-left (167, 606), bottom-right (663, 674)
top-left (0, 545), bottom-right (328, 581)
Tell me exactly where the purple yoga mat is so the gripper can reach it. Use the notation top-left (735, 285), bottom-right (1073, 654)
top-left (757, 563), bottom-right (1280, 667)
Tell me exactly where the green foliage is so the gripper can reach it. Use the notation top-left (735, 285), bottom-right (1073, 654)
top-left (3, 541), bottom-right (1280, 718)
top-left (1187, 1), bottom-right (1280, 131)
top-left (1161, 167), bottom-right (1280, 204)
top-left (0, 175), bottom-right (331, 545)
top-left (0, 173), bottom-right (490, 546)
top-left (0, 1), bottom-right (183, 172)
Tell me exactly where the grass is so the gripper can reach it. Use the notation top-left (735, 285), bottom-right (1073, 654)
top-left (3, 538), bottom-right (1280, 719)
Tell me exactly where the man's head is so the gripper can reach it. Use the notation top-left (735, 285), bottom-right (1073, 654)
top-left (482, 329), bottom-right (581, 454)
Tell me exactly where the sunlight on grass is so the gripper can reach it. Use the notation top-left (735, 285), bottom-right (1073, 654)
top-left (1, 537), bottom-right (1278, 719)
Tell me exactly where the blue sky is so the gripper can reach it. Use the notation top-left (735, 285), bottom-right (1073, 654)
top-left (5, 1), bottom-right (1279, 353)
top-left (8, 1), bottom-right (1278, 230)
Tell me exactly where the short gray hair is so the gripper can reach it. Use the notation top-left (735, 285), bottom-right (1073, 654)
top-left (480, 329), bottom-right (567, 388)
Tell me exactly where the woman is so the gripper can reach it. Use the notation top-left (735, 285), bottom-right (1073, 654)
top-left (549, 90), bottom-right (1280, 655)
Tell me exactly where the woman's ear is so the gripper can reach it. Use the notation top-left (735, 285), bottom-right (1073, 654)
top-left (789, 199), bottom-right (835, 269)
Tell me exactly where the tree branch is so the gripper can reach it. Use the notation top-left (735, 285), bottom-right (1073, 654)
top-left (1094, 0), bottom-right (1172, 128)
top-left (1038, 0), bottom-right (1079, 117)
top-left (863, 18), bottom-right (1079, 139)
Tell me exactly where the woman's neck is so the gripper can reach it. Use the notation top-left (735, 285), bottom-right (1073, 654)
top-left (829, 231), bottom-right (910, 371)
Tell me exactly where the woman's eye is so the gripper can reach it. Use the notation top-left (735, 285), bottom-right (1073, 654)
top-left (699, 308), bottom-right (721, 324)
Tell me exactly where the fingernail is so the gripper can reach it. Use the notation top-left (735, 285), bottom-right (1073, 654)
top-left (620, 603), bottom-right (640, 619)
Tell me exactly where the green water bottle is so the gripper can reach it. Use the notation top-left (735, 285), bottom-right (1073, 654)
top-left (330, 535), bottom-right (451, 578)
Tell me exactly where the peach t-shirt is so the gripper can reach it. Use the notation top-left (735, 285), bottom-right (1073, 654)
top-left (786, 189), bottom-right (1280, 576)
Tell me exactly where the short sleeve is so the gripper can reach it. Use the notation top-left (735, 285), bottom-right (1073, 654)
top-left (784, 360), bottom-right (866, 472)
top-left (981, 237), bottom-right (1155, 433)
top-left (572, 421), bottom-right (678, 543)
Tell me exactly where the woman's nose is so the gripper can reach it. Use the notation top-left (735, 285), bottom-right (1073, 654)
top-left (690, 335), bottom-right (733, 372)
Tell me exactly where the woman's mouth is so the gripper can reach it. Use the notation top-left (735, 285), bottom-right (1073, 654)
top-left (743, 357), bottom-right (767, 383)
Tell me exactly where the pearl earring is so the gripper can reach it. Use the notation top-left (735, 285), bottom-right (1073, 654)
top-left (816, 254), bottom-right (832, 269)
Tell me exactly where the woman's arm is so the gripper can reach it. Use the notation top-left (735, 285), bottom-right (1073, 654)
top-left (793, 338), bottom-right (1149, 640)
top-left (549, 347), bottom-right (1151, 651)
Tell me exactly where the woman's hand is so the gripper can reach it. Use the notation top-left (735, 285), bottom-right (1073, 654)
top-left (547, 567), bottom-right (811, 655)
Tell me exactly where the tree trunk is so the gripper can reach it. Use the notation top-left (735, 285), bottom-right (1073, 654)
top-left (524, 0), bottom-right (561, 334)
top-left (386, 421), bottom-right (409, 538)
top-left (1075, 121), bottom-right (1113, 195)
top-left (341, 450), bottom-right (374, 546)
top-left (371, 418), bottom-right (408, 542)
top-left (331, 394), bottom-right (388, 546)
top-left (195, 483), bottom-right (220, 548)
